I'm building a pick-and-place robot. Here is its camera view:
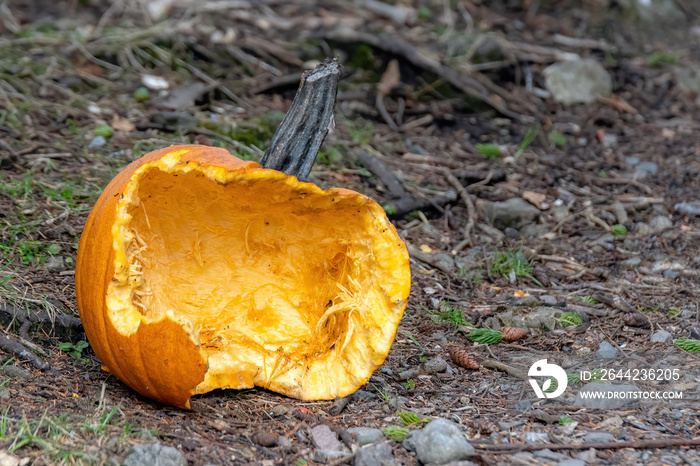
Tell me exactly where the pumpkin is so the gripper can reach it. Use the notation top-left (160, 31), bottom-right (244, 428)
top-left (75, 144), bottom-right (411, 408)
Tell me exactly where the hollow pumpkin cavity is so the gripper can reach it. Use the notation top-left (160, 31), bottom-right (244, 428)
top-left (107, 160), bottom-right (406, 400)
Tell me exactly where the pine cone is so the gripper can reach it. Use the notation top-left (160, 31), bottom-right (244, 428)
top-left (501, 326), bottom-right (528, 342)
top-left (622, 312), bottom-right (650, 328)
top-left (448, 347), bottom-right (480, 369)
top-left (533, 265), bottom-right (551, 286)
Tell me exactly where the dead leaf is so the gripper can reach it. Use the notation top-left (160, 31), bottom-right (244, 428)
top-left (523, 191), bottom-right (548, 209)
top-left (111, 115), bottom-right (135, 132)
top-left (420, 244), bottom-right (432, 253)
top-left (377, 59), bottom-right (401, 97)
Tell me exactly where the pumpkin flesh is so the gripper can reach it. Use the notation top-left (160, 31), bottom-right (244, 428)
top-left (77, 146), bottom-right (410, 407)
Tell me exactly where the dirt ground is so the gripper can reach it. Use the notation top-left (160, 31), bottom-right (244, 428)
top-left (1, 1), bottom-right (700, 465)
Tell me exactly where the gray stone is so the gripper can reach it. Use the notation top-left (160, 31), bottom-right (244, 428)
top-left (543, 59), bottom-right (612, 105)
top-left (540, 295), bottom-right (559, 306)
top-left (277, 436), bottom-right (292, 449)
top-left (351, 389), bottom-right (377, 401)
top-left (123, 442), bottom-right (187, 466)
top-left (0, 388), bottom-right (10, 400)
top-left (354, 442), bottom-right (395, 466)
top-left (479, 198), bottom-right (540, 231)
top-left (514, 400), bottom-right (532, 411)
top-left (310, 424), bottom-right (343, 451)
top-left (574, 383), bottom-right (642, 409)
top-left (635, 222), bottom-right (651, 236)
top-left (623, 0), bottom-right (686, 23)
top-left (534, 448), bottom-right (569, 460)
top-left (651, 330), bottom-right (672, 344)
top-left (596, 341), bottom-right (617, 359)
top-left (348, 427), bottom-right (385, 446)
top-left (634, 161), bottom-right (659, 177)
top-left (88, 135), bottom-right (107, 149)
top-left (575, 448), bottom-right (597, 463)
top-left (649, 216), bottom-right (673, 233)
top-left (584, 432), bottom-right (615, 443)
top-left (522, 432), bottom-right (549, 444)
top-left (675, 201), bottom-right (700, 217)
top-left (516, 295), bottom-right (541, 307)
top-left (664, 270), bottom-right (680, 278)
top-left (402, 432), bottom-right (416, 452)
top-left (621, 256), bottom-right (642, 269)
top-left (315, 450), bottom-right (349, 463)
top-left (2, 365), bottom-right (31, 379)
top-left (413, 418), bottom-right (475, 465)
top-left (558, 460), bottom-right (586, 466)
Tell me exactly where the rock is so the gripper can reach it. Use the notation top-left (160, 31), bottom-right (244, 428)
top-left (88, 135), bottom-right (107, 149)
top-left (402, 432), bottom-right (416, 452)
top-left (479, 198), bottom-right (540, 231)
top-left (0, 388), bottom-right (10, 400)
top-left (522, 432), bottom-right (549, 444)
top-left (534, 449), bottom-right (569, 460)
top-left (576, 448), bottom-right (598, 463)
top-left (277, 436), bottom-right (292, 449)
top-left (516, 295), bottom-right (541, 307)
top-left (649, 216), bottom-right (673, 233)
top-left (557, 460), bottom-right (586, 466)
top-left (514, 400), bottom-right (532, 411)
top-left (622, 0), bottom-right (686, 24)
top-left (651, 330), bottom-right (672, 344)
top-left (584, 432), bottom-right (615, 443)
top-left (540, 295), bottom-right (559, 306)
top-left (634, 161), bottom-right (659, 178)
top-left (315, 450), bottom-right (349, 463)
top-left (621, 256), bottom-right (642, 269)
top-left (310, 424), bottom-right (343, 451)
top-left (596, 341), bottom-right (617, 359)
top-left (543, 59), bottom-right (612, 105)
top-left (123, 442), bottom-right (187, 466)
top-left (674, 201), bottom-right (700, 217)
top-left (413, 418), bottom-right (475, 465)
top-left (351, 389), bottom-right (377, 401)
top-left (574, 383), bottom-right (642, 409)
top-left (348, 427), bottom-right (385, 446)
top-left (0, 451), bottom-right (24, 466)
top-left (354, 442), bottom-right (395, 466)
top-left (2, 365), bottom-right (31, 379)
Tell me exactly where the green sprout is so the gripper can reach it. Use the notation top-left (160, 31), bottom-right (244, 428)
top-left (58, 341), bottom-right (89, 358)
top-left (465, 328), bottom-right (503, 345)
top-left (475, 143), bottom-right (501, 159)
top-left (383, 426), bottom-right (410, 439)
top-left (674, 337), bottom-right (700, 352)
top-left (93, 125), bottom-right (113, 138)
top-left (612, 224), bottom-right (627, 236)
top-left (549, 131), bottom-right (567, 148)
top-left (560, 312), bottom-right (583, 327)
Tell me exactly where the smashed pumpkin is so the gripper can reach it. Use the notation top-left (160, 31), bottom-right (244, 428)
top-left (76, 145), bottom-right (410, 408)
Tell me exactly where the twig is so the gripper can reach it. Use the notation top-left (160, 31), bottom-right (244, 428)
top-left (355, 150), bottom-right (407, 198)
top-left (480, 358), bottom-right (528, 380)
top-left (442, 168), bottom-right (476, 250)
top-left (473, 437), bottom-right (700, 453)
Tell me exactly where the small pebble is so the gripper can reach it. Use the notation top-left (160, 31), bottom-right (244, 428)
top-left (584, 432), bottom-right (615, 443)
top-left (88, 136), bottom-right (106, 149)
top-left (651, 330), bottom-right (672, 344)
top-left (522, 432), bottom-right (549, 444)
top-left (596, 341), bottom-right (617, 359)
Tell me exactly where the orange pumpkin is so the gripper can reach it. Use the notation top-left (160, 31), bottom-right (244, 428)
top-left (76, 145), bottom-right (411, 408)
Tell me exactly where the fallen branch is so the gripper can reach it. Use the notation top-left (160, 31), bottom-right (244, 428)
top-left (0, 335), bottom-right (51, 371)
top-left (473, 437), bottom-right (700, 453)
top-left (480, 358), bottom-right (528, 380)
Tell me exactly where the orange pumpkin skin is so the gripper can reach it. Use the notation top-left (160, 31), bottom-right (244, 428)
top-left (76, 145), bottom-right (411, 408)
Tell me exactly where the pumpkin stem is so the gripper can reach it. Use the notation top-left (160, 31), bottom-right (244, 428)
top-left (261, 58), bottom-right (341, 180)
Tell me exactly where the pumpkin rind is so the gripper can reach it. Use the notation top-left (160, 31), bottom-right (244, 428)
top-left (76, 145), bottom-right (410, 407)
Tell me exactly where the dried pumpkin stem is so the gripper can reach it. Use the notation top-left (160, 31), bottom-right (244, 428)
top-left (261, 58), bottom-right (341, 180)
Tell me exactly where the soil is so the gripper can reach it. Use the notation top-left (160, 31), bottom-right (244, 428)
top-left (1, 1), bottom-right (700, 465)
